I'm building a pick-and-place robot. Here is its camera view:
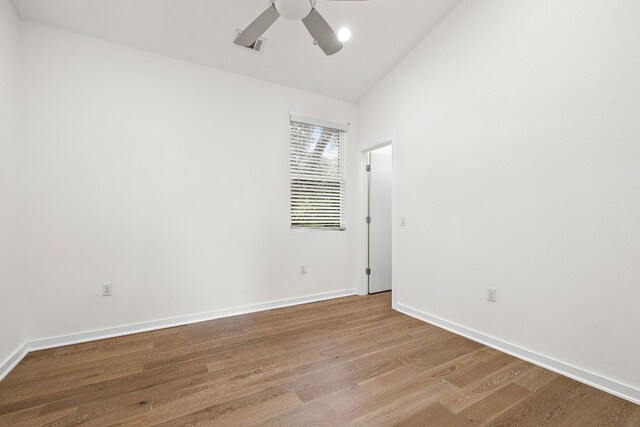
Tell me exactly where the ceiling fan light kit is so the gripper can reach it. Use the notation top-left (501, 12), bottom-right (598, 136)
top-left (235, 0), bottom-right (366, 56)
top-left (274, 0), bottom-right (315, 20)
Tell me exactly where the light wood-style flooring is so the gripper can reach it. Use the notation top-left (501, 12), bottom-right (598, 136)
top-left (0, 293), bottom-right (638, 426)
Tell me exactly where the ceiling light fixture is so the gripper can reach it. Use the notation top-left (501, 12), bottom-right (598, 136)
top-left (274, 0), bottom-right (314, 21)
top-left (337, 27), bottom-right (352, 42)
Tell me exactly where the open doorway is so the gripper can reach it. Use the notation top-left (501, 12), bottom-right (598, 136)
top-left (366, 144), bottom-right (392, 294)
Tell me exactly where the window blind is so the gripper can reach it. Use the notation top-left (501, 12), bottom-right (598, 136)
top-left (290, 120), bottom-right (346, 230)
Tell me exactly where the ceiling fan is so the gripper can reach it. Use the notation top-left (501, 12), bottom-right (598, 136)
top-left (235, 0), bottom-right (368, 56)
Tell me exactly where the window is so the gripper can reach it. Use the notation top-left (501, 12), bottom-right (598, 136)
top-left (290, 119), bottom-right (346, 230)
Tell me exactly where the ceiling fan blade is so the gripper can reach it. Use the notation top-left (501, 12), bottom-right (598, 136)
top-left (302, 8), bottom-right (343, 56)
top-left (235, 5), bottom-right (280, 47)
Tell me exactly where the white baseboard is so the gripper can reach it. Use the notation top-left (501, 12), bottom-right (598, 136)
top-left (0, 343), bottom-right (29, 382)
top-left (395, 302), bottom-right (640, 405)
top-left (0, 289), bottom-right (356, 381)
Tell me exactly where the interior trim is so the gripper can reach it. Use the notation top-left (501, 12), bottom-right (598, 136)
top-left (0, 343), bottom-right (29, 382)
top-left (0, 289), bottom-right (356, 381)
top-left (289, 114), bottom-right (350, 132)
top-left (396, 302), bottom-right (640, 405)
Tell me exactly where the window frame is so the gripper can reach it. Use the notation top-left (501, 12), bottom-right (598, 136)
top-left (289, 118), bottom-right (347, 231)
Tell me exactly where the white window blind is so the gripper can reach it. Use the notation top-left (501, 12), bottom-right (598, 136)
top-left (290, 120), bottom-right (346, 230)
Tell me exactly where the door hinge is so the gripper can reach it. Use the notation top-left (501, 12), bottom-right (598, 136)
top-left (365, 268), bottom-right (371, 275)
top-left (366, 216), bottom-right (371, 224)
top-left (366, 165), bottom-right (371, 172)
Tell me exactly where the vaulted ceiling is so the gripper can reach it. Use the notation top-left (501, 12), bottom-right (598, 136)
top-left (11, 0), bottom-right (460, 101)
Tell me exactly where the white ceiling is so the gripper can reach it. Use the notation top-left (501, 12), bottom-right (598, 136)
top-left (11, 0), bottom-right (460, 102)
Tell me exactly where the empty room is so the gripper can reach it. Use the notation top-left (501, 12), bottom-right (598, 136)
top-left (1, 0), bottom-right (639, 425)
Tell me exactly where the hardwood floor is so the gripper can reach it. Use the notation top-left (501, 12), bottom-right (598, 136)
top-left (0, 293), bottom-right (638, 426)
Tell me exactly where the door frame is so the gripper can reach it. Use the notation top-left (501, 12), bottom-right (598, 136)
top-left (359, 140), bottom-right (398, 307)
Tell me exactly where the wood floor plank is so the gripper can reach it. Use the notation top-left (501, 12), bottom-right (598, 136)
top-left (255, 384), bottom-right (369, 426)
top-left (344, 379), bottom-right (457, 426)
top-left (444, 350), bottom-right (515, 388)
top-left (439, 359), bottom-right (534, 414)
top-left (0, 292), bottom-right (636, 426)
top-left (486, 375), bottom-right (601, 426)
top-left (176, 391), bottom-right (302, 427)
top-left (444, 382), bottom-right (532, 426)
top-left (1, 406), bottom-right (78, 427)
top-left (394, 403), bottom-right (456, 427)
top-left (151, 386), bottom-right (300, 427)
top-left (562, 394), bottom-right (640, 426)
top-left (513, 364), bottom-right (560, 392)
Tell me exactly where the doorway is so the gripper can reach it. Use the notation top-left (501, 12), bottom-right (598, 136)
top-left (366, 144), bottom-right (392, 294)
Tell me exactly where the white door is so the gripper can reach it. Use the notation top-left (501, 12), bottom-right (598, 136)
top-left (368, 149), bottom-right (392, 293)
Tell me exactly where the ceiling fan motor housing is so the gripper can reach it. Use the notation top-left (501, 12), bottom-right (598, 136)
top-left (273, 0), bottom-right (316, 21)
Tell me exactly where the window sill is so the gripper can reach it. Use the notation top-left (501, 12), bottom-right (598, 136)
top-left (290, 227), bottom-right (346, 232)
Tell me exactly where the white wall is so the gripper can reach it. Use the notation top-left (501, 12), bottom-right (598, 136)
top-left (0, 0), bottom-right (26, 369)
top-left (355, 0), bottom-right (640, 392)
top-left (20, 23), bottom-right (355, 341)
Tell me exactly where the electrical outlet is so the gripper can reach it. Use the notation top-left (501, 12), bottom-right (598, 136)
top-left (487, 288), bottom-right (496, 302)
top-left (300, 265), bottom-right (306, 275)
top-left (103, 284), bottom-right (113, 297)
